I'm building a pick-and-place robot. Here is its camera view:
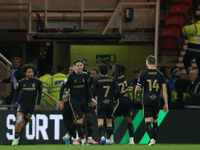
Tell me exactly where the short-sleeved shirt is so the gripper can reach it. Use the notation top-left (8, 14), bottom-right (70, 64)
top-left (92, 76), bottom-right (120, 108)
top-left (137, 69), bottom-right (165, 105)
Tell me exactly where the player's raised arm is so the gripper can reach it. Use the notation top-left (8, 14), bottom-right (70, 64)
top-left (98, 58), bottom-right (113, 70)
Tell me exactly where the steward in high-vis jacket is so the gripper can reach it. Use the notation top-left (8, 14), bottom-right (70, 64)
top-left (39, 65), bottom-right (53, 109)
top-left (45, 65), bottom-right (67, 106)
top-left (182, 15), bottom-right (200, 78)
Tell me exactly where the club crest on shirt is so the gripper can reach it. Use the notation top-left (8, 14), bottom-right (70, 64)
top-left (23, 84), bottom-right (26, 87)
top-left (74, 80), bottom-right (77, 83)
top-left (32, 83), bottom-right (35, 88)
top-left (83, 79), bottom-right (85, 83)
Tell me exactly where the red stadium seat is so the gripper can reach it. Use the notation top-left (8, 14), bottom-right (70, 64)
top-left (35, 13), bottom-right (59, 32)
top-left (169, 5), bottom-right (187, 22)
top-left (164, 17), bottom-right (184, 34)
top-left (161, 28), bottom-right (180, 49)
top-left (174, 0), bottom-right (192, 9)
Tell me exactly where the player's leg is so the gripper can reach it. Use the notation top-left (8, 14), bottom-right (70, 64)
top-left (110, 100), bottom-right (120, 144)
top-left (143, 105), bottom-right (155, 146)
top-left (125, 116), bottom-right (134, 145)
top-left (84, 103), bottom-right (98, 144)
top-left (97, 108), bottom-right (106, 145)
top-left (105, 107), bottom-right (114, 145)
top-left (12, 112), bottom-right (24, 145)
top-left (106, 118), bottom-right (112, 145)
top-left (124, 100), bottom-right (134, 145)
top-left (152, 105), bottom-right (159, 144)
top-left (77, 103), bottom-right (90, 146)
top-left (98, 118), bottom-right (105, 145)
top-left (63, 100), bottom-right (81, 146)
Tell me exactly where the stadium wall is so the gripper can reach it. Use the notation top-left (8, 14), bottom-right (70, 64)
top-left (70, 44), bottom-right (154, 82)
top-left (1, 110), bottom-right (200, 145)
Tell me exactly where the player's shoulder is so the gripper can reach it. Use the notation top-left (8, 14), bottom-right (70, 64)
top-left (18, 78), bottom-right (25, 83)
top-left (156, 70), bottom-right (164, 76)
top-left (34, 77), bottom-right (42, 83)
top-left (82, 71), bottom-right (90, 76)
top-left (82, 71), bottom-right (88, 74)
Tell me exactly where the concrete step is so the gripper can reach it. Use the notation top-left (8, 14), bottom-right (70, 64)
top-left (185, 40), bottom-right (188, 44)
top-left (180, 51), bottom-right (186, 56)
top-left (179, 57), bottom-right (196, 62)
top-left (176, 62), bottom-right (197, 68)
top-left (181, 68), bottom-right (198, 74)
top-left (158, 62), bottom-right (177, 68)
top-left (183, 45), bottom-right (187, 50)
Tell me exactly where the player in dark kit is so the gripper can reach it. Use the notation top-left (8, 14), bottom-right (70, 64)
top-left (92, 64), bottom-right (120, 145)
top-left (12, 64), bottom-right (42, 146)
top-left (111, 64), bottom-right (135, 145)
top-left (59, 59), bottom-right (96, 146)
top-left (79, 58), bottom-right (98, 144)
top-left (134, 55), bottom-right (168, 146)
top-left (98, 58), bottom-right (135, 144)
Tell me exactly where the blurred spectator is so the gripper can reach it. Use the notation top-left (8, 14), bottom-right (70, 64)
top-left (82, 58), bottom-right (89, 72)
top-left (185, 70), bottom-right (200, 107)
top-left (90, 69), bottom-right (99, 80)
top-left (169, 66), bottom-right (190, 109)
top-left (45, 65), bottom-right (67, 106)
top-left (128, 68), bottom-right (142, 109)
top-left (182, 15), bottom-right (200, 78)
top-left (159, 66), bottom-right (171, 108)
top-left (68, 65), bottom-right (75, 74)
top-left (0, 57), bottom-right (24, 105)
top-left (39, 65), bottom-right (53, 110)
top-left (159, 66), bottom-right (170, 81)
top-left (34, 69), bottom-right (39, 78)
top-left (169, 66), bottom-right (181, 102)
top-left (188, 70), bottom-right (200, 93)
top-left (128, 68), bottom-right (142, 87)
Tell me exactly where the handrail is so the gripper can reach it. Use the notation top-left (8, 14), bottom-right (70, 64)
top-left (102, 2), bottom-right (157, 35)
top-left (0, 53), bottom-right (12, 68)
top-left (0, 53), bottom-right (59, 110)
top-left (42, 90), bottom-right (59, 110)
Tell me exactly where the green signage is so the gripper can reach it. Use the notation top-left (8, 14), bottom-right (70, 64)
top-left (96, 54), bottom-right (116, 62)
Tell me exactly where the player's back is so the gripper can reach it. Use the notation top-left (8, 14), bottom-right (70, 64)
top-left (92, 76), bottom-right (119, 106)
top-left (114, 74), bottom-right (130, 101)
top-left (138, 69), bottom-right (165, 105)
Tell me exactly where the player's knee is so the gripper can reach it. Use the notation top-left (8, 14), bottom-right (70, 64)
top-left (153, 119), bottom-right (157, 123)
top-left (16, 115), bottom-right (23, 124)
top-left (21, 123), bottom-right (26, 128)
top-left (107, 123), bottom-right (112, 127)
top-left (77, 118), bottom-right (83, 124)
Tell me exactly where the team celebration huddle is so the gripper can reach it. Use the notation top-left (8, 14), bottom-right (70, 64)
top-left (11, 55), bottom-right (168, 146)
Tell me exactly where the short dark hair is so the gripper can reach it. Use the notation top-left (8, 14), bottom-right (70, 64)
top-left (74, 59), bottom-right (83, 65)
top-left (193, 15), bottom-right (200, 21)
top-left (91, 68), bottom-right (99, 74)
top-left (21, 64), bottom-right (35, 75)
top-left (57, 65), bottom-right (65, 72)
top-left (12, 57), bottom-right (23, 66)
top-left (82, 58), bottom-right (89, 62)
top-left (146, 55), bottom-right (155, 65)
top-left (114, 64), bottom-right (126, 75)
top-left (45, 65), bottom-right (53, 74)
top-left (98, 64), bottom-right (108, 75)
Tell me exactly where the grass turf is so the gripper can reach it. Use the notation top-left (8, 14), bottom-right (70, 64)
top-left (1, 144), bottom-right (200, 150)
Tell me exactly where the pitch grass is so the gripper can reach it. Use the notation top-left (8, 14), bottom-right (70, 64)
top-left (1, 144), bottom-right (200, 150)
